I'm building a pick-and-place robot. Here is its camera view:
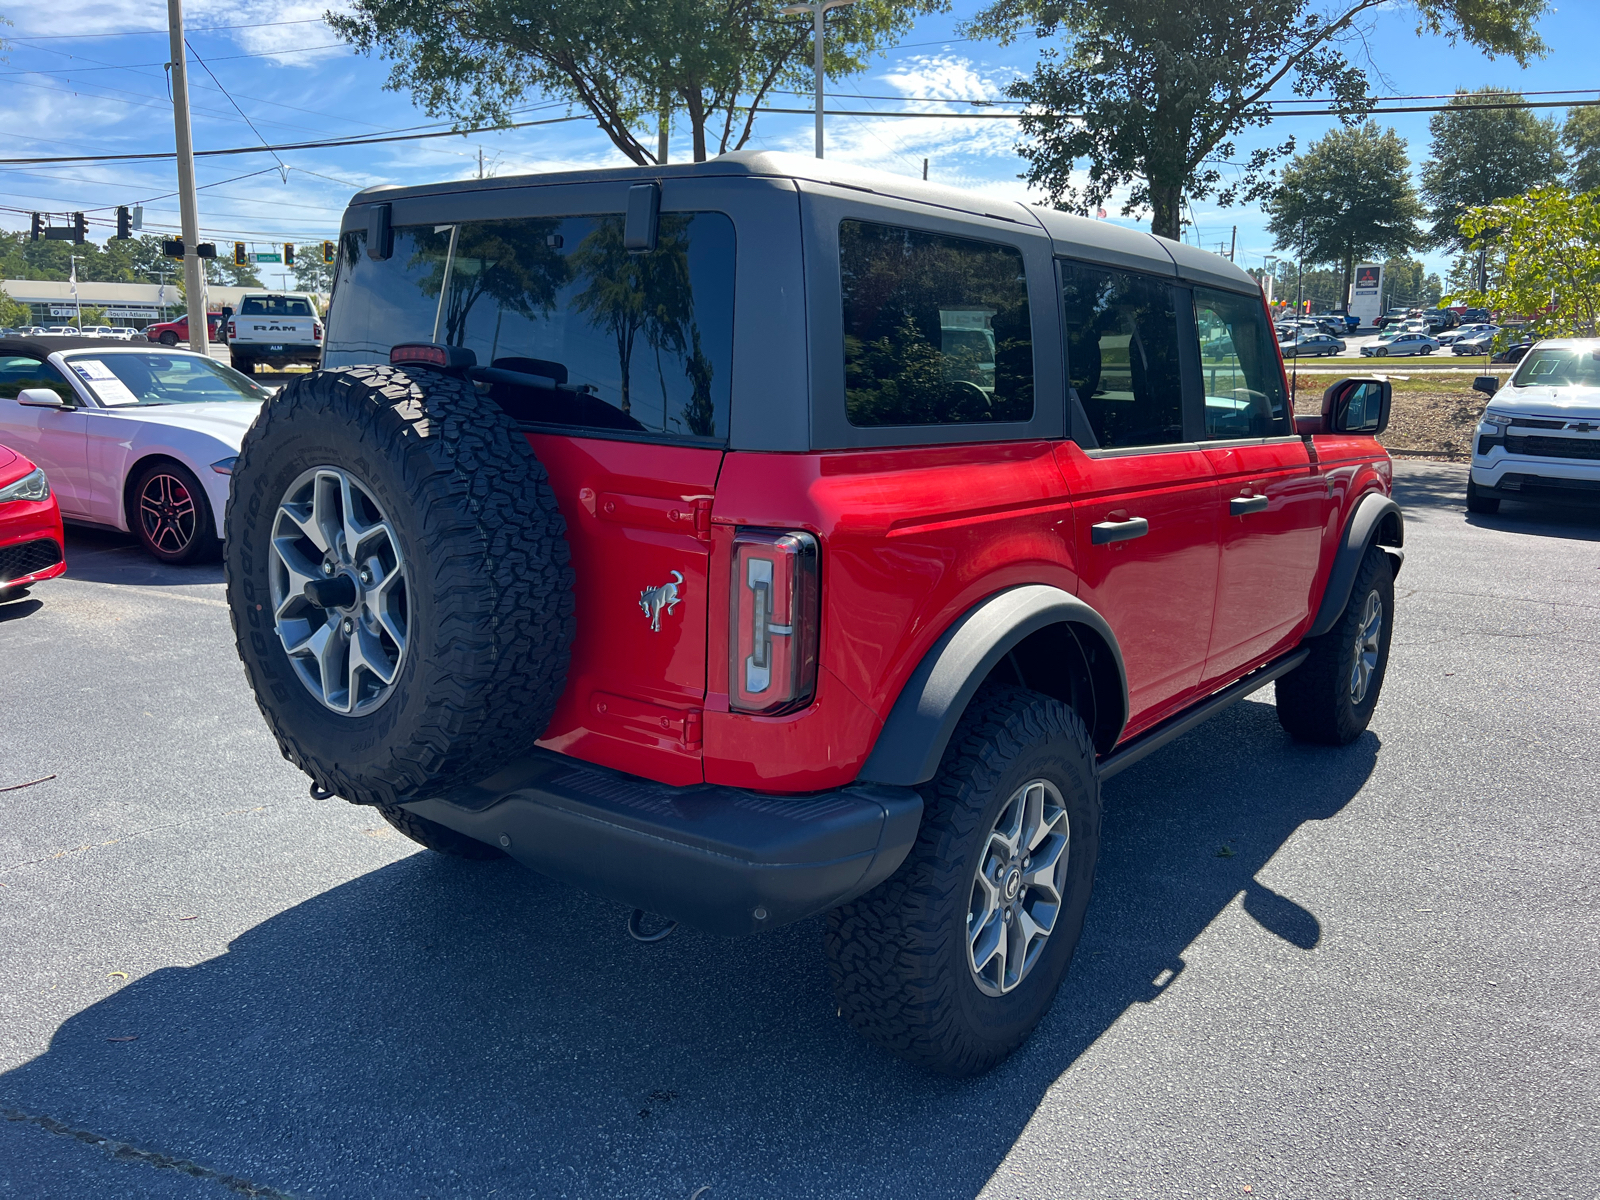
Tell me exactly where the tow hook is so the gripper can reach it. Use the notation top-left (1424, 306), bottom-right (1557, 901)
top-left (627, 909), bottom-right (678, 944)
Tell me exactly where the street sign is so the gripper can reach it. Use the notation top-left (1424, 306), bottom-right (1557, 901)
top-left (252, 252), bottom-right (282, 264)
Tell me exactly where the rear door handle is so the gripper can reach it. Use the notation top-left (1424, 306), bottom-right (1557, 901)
top-left (1229, 495), bottom-right (1270, 516)
top-left (1090, 517), bottom-right (1150, 545)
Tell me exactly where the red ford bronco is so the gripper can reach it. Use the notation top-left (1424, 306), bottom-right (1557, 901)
top-left (224, 152), bottom-right (1402, 1076)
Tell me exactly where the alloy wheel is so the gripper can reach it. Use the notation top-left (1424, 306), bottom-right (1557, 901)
top-left (139, 472), bottom-right (198, 555)
top-left (967, 778), bottom-right (1071, 997)
top-left (269, 466), bottom-right (409, 716)
top-left (1349, 589), bottom-right (1383, 706)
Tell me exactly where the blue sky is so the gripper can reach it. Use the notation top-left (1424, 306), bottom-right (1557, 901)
top-left (1, 0), bottom-right (1593, 283)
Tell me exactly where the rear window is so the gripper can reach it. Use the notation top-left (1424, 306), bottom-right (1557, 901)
top-left (239, 296), bottom-right (316, 317)
top-left (326, 212), bottom-right (736, 442)
top-left (840, 220), bottom-right (1033, 427)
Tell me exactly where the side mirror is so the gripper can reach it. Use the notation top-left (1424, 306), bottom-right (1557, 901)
top-left (1472, 375), bottom-right (1499, 397)
top-left (1320, 377), bottom-right (1392, 435)
top-left (17, 388), bottom-right (67, 408)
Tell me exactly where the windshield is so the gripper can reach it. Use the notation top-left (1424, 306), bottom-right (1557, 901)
top-left (240, 295), bottom-right (315, 317)
top-left (62, 351), bottom-right (272, 406)
top-left (1511, 347), bottom-right (1600, 388)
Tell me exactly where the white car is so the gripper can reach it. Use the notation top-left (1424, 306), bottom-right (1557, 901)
top-left (0, 336), bottom-right (270, 563)
top-left (1469, 339), bottom-right (1600, 514)
top-left (1362, 332), bottom-right (1438, 358)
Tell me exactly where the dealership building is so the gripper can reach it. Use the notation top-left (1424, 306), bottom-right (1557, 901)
top-left (1, 280), bottom-right (321, 328)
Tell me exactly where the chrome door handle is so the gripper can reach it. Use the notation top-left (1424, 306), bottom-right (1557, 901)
top-left (1229, 495), bottom-right (1270, 516)
top-left (1090, 516), bottom-right (1150, 545)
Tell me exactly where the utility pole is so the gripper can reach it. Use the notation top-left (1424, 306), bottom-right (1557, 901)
top-left (658, 89), bottom-right (670, 165)
top-left (782, 0), bottom-right (856, 159)
top-left (922, 158), bottom-right (928, 181)
top-left (1229, 225), bottom-right (1237, 262)
top-left (478, 147), bottom-right (484, 180)
top-left (167, 0), bottom-right (208, 356)
top-left (70, 254), bottom-right (82, 328)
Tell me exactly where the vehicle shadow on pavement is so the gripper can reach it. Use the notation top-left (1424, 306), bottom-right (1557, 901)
top-left (61, 527), bottom-right (225, 588)
top-left (0, 700), bottom-right (1375, 1199)
top-left (0, 594), bottom-right (44, 622)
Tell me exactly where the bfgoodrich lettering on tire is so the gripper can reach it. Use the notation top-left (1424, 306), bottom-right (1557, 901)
top-left (224, 364), bottom-right (575, 807)
top-left (826, 688), bottom-right (1102, 1076)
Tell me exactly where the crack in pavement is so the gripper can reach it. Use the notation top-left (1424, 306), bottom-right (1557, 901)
top-left (0, 806), bottom-right (274, 876)
top-left (3, 1106), bottom-right (292, 1197)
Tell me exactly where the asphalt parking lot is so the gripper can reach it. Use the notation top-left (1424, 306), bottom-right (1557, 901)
top-left (1, 462), bottom-right (1596, 1199)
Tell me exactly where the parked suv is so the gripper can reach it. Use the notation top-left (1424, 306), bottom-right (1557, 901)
top-left (224, 153), bottom-right (1403, 1076)
top-left (1468, 340), bottom-right (1600, 512)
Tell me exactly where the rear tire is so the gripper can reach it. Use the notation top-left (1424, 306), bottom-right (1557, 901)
top-left (224, 365), bottom-right (576, 808)
top-left (377, 805), bottom-right (505, 859)
top-left (1466, 477), bottom-right (1501, 514)
top-left (232, 356), bottom-right (255, 375)
top-left (1276, 544), bottom-right (1395, 745)
top-left (826, 688), bottom-right (1102, 1076)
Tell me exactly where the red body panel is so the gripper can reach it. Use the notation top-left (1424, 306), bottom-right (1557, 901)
top-left (1056, 444), bottom-right (1220, 734)
top-left (0, 445), bottom-right (67, 591)
top-left (704, 442), bottom-right (1077, 792)
top-left (1200, 439), bottom-right (1327, 688)
top-left (527, 432), bottom-right (721, 787)
top-left (145, 314), bottom-right (224, 342)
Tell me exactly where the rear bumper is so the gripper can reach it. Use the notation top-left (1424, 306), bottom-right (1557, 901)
top-left (401, 751), bottom-right (923, 936)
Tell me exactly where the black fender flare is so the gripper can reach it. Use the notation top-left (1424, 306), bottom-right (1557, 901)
top-left (857, 585), bottom-right (1130, 787)
top-left (1308, 491), bottom-right (1404, 638)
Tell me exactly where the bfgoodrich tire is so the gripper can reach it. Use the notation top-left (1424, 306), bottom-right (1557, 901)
top-left (826, 688), bottom-right (1102, 1076)
top-left (1275, 543), bottom-right (1395, 745)
top-left (224, 365), bottom-right (575, 808)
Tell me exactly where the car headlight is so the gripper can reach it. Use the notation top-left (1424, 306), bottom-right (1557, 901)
top-left (210, 456), bottom-right (238, 475)
top-left (0, 467), bottom-right (50, 504)
top-left (1480, 414), bottom-right (1513, 433)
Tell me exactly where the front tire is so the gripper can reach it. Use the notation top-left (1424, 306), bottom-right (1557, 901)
top-left (1466, 477), bottom-right (1501, 514)
top-left (826, 688), bottom-right (1102, 1076)
top-left (132, 460), bottom-right (219, 564)
top-left (159, 331), bottom-right (179, 347)
top-left (1276, 544), bottom-right (1395, 745)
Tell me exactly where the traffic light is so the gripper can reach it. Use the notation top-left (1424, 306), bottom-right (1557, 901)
top-left (322, 240), bottom-right (336, 265)
top-left (234, 242), bottom-right (248, 266)
top-left (284, 243), bottom-right (295, 267)
top-left (30, 213), bottom-right (42, 242)
top-left (72, 212), bottom-right (87, 244)
top-left (162, 238), bottom-right (185, 258)
top-left (196, 243), bottom-right (216, 259)
top-left (116, 206), bottom-right (132, 239)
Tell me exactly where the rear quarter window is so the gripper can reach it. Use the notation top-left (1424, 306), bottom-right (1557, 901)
top-left (325, 213), bottom-right (736, 442)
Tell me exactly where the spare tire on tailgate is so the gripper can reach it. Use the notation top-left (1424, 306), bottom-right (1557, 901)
top-left (224, 365), bottom-right (575, 807)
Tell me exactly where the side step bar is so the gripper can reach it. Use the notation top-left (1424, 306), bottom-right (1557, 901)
top-left (1098, 647), bottom-right (1311, 781)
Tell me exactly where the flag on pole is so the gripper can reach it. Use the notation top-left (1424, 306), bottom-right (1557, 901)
top-left (1096, 207), bottom-right (1107, 219)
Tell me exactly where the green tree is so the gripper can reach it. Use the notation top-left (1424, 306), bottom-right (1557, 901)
top-left (0, 293), bottom-right (32, 327)
top-left (330, 0), bottom-right (938, 165)
top-left (1562, 106), bottom-right (1600, 194)
top-left (965, 0), bottom-right (1550, 240)
top-left (292, 246), bottom-right (335, 294)
top-left (207, 258), bottom-right (265, 288)
top-left (1420, 89), bottom-right (1563, 250)
top-left (1459, 186), bottom-right (1600, 336)
top-left (76, 305), bottom-right (109, 327)
top-left (1382, 256), bottom-right (1442, 307)
top-left (1266, 123), bottom-right (1423, 311)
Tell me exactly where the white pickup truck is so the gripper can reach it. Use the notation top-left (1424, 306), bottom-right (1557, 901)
top-left (227, 292), bottom-right (323, 374)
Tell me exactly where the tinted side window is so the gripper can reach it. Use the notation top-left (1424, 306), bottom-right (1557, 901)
top-left (325, 214), bottom-right (736, 442)
top-left (1060, 262), bottom-right (1183, 449)
top-left (0, 355), bottom-right (73, 401)
top-left (840, 220), bottom-right (1033, 427)
top-left (1193, 287), bottom-right (1289, 439)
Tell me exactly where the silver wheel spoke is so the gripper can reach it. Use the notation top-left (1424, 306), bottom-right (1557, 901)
top-left (967, 776), bottom-right (1072, 997)
top-left (270, 466), bottom-right (408, 717)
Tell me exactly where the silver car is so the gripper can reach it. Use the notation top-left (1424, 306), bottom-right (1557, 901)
top-left (1363, 332), bottom-right (1438, 358)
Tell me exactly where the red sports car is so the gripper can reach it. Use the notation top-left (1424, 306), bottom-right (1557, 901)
top-left (0, 443), bottom-right (65, 599)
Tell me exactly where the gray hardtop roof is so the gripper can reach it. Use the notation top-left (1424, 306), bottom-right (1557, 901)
top-left (350, 148), bottom-right (1257, 294)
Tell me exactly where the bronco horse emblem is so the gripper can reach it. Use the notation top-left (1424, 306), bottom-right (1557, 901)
top-left (639, 571), bottom-right (685, 632)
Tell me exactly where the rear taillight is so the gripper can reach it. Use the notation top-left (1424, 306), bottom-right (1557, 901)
top-left (313, 321), bottom-right (323, 342)
top-left (730, 530), bottom-right (819, 714)
top-left (227, 321), bottom-right (236, 339)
